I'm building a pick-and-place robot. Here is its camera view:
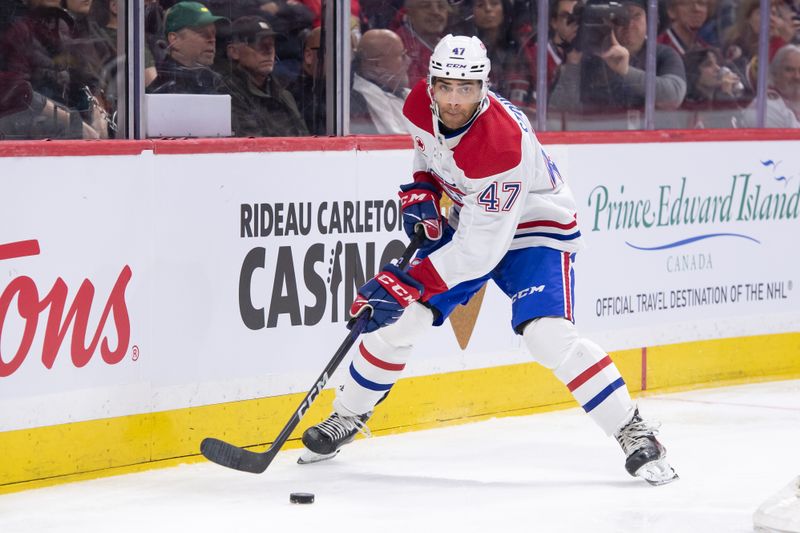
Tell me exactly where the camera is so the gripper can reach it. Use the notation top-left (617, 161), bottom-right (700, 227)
top-left (571, 1), bottom-right (630, 55)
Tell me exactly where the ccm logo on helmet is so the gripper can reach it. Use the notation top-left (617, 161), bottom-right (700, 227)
top-left (445, 63), bottom-right (467, 68)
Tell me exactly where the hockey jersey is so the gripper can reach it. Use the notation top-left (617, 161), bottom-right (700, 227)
top-left (402, 79), bottom-right (583, 299)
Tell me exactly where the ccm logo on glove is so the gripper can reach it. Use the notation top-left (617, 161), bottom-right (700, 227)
top-left (399, 190), bottom-right (437, 207)
top-left (398, 182), bottom-right (443, 246)
top-left (376, 272), bottom-right (419, 306)
top-left (348, 264), bottom-right (425, 333)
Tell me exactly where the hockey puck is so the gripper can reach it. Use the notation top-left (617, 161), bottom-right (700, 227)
top-left (289, 492), bottom-right (315, 504)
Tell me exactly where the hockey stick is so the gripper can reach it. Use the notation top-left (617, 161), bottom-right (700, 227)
top-left (200, 229), bottom-right (425, 474)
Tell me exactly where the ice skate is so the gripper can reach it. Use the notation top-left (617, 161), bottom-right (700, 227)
top-left (297, 411), bottom-right (372, 465)
top-left (614, 408), bottom-right (679, 486)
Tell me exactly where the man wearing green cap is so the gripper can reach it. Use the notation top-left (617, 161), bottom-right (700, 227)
top-left (148, 1), bottom-right (228, 94)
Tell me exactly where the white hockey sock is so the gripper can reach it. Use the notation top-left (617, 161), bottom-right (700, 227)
top-left (334, 303), bottom-right (433, 416)
top-left (553, 339), bottom-right (634, 436)
top-left (523, 317), bottom-right (633, 436)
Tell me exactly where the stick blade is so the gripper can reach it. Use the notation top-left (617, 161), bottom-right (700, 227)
top-left (200, 437), bottom-right (273, 474)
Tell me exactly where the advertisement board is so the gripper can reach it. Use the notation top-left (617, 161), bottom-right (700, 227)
top-left (1, 139), bottom-right (798, 435)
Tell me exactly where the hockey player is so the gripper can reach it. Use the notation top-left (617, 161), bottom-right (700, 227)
top-left (301, 34), bottom-right (678, 486)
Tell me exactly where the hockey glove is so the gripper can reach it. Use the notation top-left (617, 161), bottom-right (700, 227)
top-left (349, 264), bottom-right (424, 333)
top-left (398, 182), bottom-right (442, 251)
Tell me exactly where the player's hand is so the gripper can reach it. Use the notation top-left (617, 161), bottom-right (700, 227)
top-left (348, 264), bottom-right (424, 333)
top-left (398, 182), bottom-right (442, 251)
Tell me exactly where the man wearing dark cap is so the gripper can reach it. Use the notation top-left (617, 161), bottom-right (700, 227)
top-left (148, 1), bottom-right (228, 94)
top-left (549, 0), bottom-right (687, 128)
top-left (224, 16), bottom-right (308, 137)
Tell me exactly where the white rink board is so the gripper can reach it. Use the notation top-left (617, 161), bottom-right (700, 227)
top-left (0, 141), bottom-right (798, 431)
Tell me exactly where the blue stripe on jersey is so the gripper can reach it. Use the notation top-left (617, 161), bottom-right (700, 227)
top-left (582, 377), bottom-right (626, 413)
top-left (349, 363), bottom-right (393, 391)
top-left (514, 231), bottom-right (582, 241)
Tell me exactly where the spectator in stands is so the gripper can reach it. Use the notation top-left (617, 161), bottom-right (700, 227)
top-left (359, 0), bottom-right (404, 31)
top-left (92, 0), bottom-right (158, 87)
top-left (548, 0), bottom-right (687, 129)
top-left (468, 0), bottom-right (531, 108)
top-left (0, 71), bottom-right (102, 139)
top-left (224, 15), bottom-right (308, 136)
top-left (145, 0), bottom-right (168, 65)
top-left (0, 0), bottom-right (77, 105)
top-left (750, 44), bottom-right (800, 126)
top-left (63, 0), bottom-right (113, 122)
top-left (723, 0), bottom-right (797, 80)
top-left (273, 0), bottom-right (361, 30)
top-left (520, 0), bottom-right (580, 107)
top-left (147, 1), bottom-right (228, 94)
top-left (680, 47), bottom-right (745, 127)
top-left (394, 0), bottom-right (450, 86)
top-left (287, 26), bottom-right (325, 134)
top-left (658, 0), bottom-right (713, 55)
top-left (698, 0), bottom-right (736, 47)
top-left (350, 28), bottom-right (410, 134)
top-left (255, 0), bottom-right (315, 86)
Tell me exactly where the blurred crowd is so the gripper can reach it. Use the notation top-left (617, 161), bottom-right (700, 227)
top-left (1, 0), bottom-right (800, 140)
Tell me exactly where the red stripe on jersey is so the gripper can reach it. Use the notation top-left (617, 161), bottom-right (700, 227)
top-left (563, 251), bottom-right (573, 321)
top-left (403, 80), bottom-right (435, 135)
top-left (567, 355), bottom-right (612, 392)
top-left (453, 97), bottom-right (522, 179)
top-left (408, 257), bottom-right (449, 301)
top-left (517, 219), bottom-right (577, 231)
top-left (359, 342), bottom-right (406, 371)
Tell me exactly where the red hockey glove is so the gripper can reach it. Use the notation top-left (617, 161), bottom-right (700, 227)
top-left (398, 182), bottom-right (442, 252)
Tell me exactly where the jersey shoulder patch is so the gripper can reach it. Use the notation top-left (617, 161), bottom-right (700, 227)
top-left (453, 98), bottom-right (523, 180)
top-left (403, 80), bottom-right (434, 135)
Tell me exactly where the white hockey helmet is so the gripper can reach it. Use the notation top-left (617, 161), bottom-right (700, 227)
top-left (428, 34), bottom-right (491, 120)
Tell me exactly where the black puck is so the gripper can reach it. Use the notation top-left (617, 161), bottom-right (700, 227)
top-left (290, 492), bottom-right (315, 504)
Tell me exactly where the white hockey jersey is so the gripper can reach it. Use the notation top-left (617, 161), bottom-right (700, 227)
top-left (402, 80), bottom-right (584, 299)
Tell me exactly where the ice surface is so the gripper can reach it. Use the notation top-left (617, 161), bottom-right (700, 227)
top-left (1, 380), bottom-right (798, 533)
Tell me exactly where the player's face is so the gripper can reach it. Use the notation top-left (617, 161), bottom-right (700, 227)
top-left (432, 78), bottom-right (482, 129)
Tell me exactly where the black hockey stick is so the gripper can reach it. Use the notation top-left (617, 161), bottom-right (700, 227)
top-left (200, 229), bottom-right (425, 474)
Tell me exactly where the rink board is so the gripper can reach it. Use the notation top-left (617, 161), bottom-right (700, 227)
top-left (1, 132), bottom-right (799, 492)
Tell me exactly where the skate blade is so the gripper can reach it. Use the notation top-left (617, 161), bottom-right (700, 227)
top-left (635, 458), bottom-right (679, 486)
top-left (297, 449), bottom-right (340, 465)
